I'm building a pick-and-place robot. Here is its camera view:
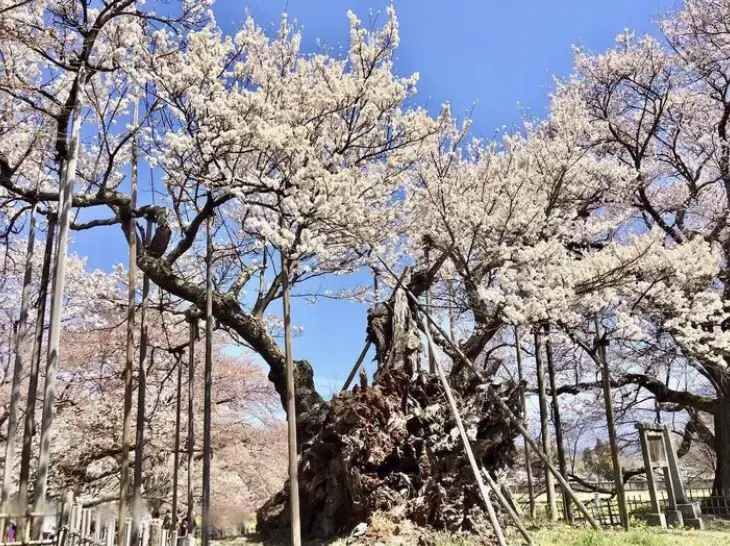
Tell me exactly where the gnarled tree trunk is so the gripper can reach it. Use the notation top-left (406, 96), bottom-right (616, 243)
top-left (257, 286), bottom-right (521, 541)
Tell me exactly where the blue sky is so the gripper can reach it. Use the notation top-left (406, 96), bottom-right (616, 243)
top-left (72, 0), bottom-right (678, 394)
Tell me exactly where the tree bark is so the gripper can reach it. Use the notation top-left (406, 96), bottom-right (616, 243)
top-left (2, 203), bottom-right (37, 505)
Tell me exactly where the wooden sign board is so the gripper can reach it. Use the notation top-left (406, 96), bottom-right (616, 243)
top-left (647, 433), bottom-right (667, 467)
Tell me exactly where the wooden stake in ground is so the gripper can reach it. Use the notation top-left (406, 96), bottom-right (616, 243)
top-left (544, 324), bottom-right (573, 523)
top-left (201, 206), bottom-right (214, 546)
top-left (424, 247), bottom-right (436, 374)
top-left (514, 326), bottom-right (536, 520)
top-left (280, 252), bottom-right (302, 546)
top-left (18, 215), bottom-right (56, 514)
top-left (34, 64), bottom-right (86, 512)
top-left (131, 102), bottom-right (148, 546)
top-left (118, 96), bottom-right (139, 545)
top-left (420, 309), bottom-right (507, 546)
top-left (186, 313), bottom-right (197, 532)
top-left (171, 351), bottom-right (184, 534)
top-left (481, 469), bottom-right (534, 546)
top-left (2, 203), bottom-right (37, 506)
top-left (375, 259), bottom-right (601, 531)
top-left (595, 315), bottom-right (629, 530)
top-left (534, 330), bottom-right (558, 522)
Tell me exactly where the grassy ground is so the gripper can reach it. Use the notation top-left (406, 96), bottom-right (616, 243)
top-left (534, 520), bottom-right (730, 546)
top-left (223, 516), bottom-right (730, 545)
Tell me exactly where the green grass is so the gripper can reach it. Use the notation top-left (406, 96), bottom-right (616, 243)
top-left (222, 518), bottom-right (730, 545)
top-left (534, 521), bottom-right (730, 546)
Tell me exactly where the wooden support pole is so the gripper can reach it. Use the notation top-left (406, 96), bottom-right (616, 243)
top-left (280, 253), bottom-right (301, 546)
top-left (171, 353), bottom-right (183, 535)
top-left (481, 469), bottom-right (534, 545)
top-left (534, 330), bottom-right (558, 522)
top-left (131, 215), bottom-right (151, 546)
top-left (341, 341), bottom-right (372, 393)
top-left (35, 64), bottom-right (86, 513)
top-left (118, 95), bottom-right (138, 546)
top-left (514, 326), bottom-right (536, 520)
top-left (201, 205), bottom-right (214, 546)
top-left (375, 258), bottom-right (601, 530)
top-left (595, 316), bottom-right (629, 530)
top-left (544, 324), bottom-right (573, 523)
top-left (2, 204), bottom-right (37, 506)
top-left (420, 312), bottom-right (507, 546)
top-left (186, 315), bottom-right (196, 533)
top-left (424, 247), bottom-right (436, 374)
top-left (18, 215), bottom-right (56, 518)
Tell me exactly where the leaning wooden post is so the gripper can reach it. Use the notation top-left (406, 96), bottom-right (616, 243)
top-left (201, 203), bottom-right (214, 546)
top-left (424, 247), bottom-right (436, 373)
top-left (544, 324), bottom-right (573, 523)
top-left (341, 341), bottom-right (372, 392)
top-left (34, 64), bottom-right (86, 514)
top-left (2, 203), bottom-right (37, 508)
top-left (595, 315), bottom-right (629, 530)
top-left (186, 313), bottom-right (197, 533)
top-left (375, 259), bottom-right (601, 530)
top-left (280, 250), bottom-right (302, 546)
top-left (481, 469), bottom-right (534, 545)
top-left (514, 326), bottom-right (536, 520)
top-left (534, 330), bottom-right (558, 522)
top-left (171, 352), bottom-right (183, 536)
top-left (118, 96), bottom-right (139, 546)
top-left (420, 311), bottom-right (507, 546)
top-left (19, 215), bottom-right (56, 538)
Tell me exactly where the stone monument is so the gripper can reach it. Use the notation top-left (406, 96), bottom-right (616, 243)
top-left (636, 422), bottom-right (703, 529)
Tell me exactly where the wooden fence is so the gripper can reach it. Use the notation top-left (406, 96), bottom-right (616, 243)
top-left (0, 495), bottom-right (183, 546)
top-left (520, 488), bottom-right (729, 526)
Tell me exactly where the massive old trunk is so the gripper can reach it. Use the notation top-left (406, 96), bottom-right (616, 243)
top-left (257, 287), bottom-right (522, 541)
top-left (257, 369), bottom-right (521, 541)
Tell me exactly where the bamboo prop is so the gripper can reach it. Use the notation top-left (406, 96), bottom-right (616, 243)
top-left (280, 252), bottom-right (302, 546)
top-left (201, 206), bottom-right (214, 546)
top-left (2, 204), bottom-right (38, 506)
top-left (480, 469), bottom-right (534, 545)
top-left (420, 309), bottom-right (507, 546)
top-left (35, 64), bottom-right (87, 513)
top-left (376, 258), bottom-right (602, 530)
top-left (514, 327), bottom-right (536, 520)
top-left (595, 315), bottom-right (629, 531)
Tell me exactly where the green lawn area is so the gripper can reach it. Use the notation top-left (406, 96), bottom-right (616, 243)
top-left (223, 518), bottom-right (730, 545)
top-left (533, 521), bottom-right (730, 546)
